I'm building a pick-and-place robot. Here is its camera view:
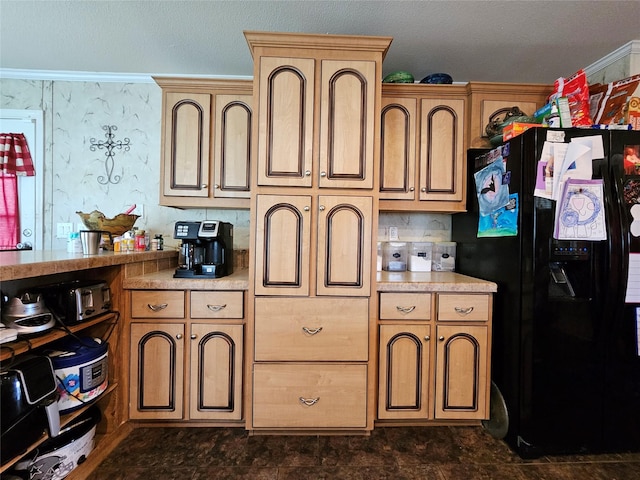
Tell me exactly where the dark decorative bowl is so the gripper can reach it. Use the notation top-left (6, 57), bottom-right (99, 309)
top-left (420, 73), bottom-right (453, 84)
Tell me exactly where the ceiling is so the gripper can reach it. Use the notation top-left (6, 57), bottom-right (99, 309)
top-left (1, 0), bottom-right (639, 84)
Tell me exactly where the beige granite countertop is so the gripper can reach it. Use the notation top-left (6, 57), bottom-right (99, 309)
top-left (0, 249), bottom-right (178, 281)
top-left (2, 248), bottom-right (493, 292)
top-left (123, 267), bottom-right (250, 291)
top-left (377, 271), bottom-right (497, 293)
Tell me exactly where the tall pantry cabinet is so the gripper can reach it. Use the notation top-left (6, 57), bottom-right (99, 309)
top-left (244, 31), bottom-right (392, 432)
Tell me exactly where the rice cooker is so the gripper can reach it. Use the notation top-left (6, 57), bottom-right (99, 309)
top-left (46, 337), bottom-right (108, 414)
top-left (11, 405), bottom-right (100, 480)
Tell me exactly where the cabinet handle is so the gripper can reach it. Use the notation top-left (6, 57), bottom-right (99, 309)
top-left (190, 334), bottom-right (197, 340)
top-left (304, 206), bottom-right (310, 212)
top-left (305, 170), bottom-right (311, 177)
top-left (424, 335), bottom-right (430, 341)
top-left (454, 306), bottom-right (474, 316)
top-left (396, 305), bottom-right (416, 314)
top-left (319, 205), bottom-right (325, 211)
top-left (207, 304), bottom-right (227, 312)
top-left (214, 184), bottom-right (220, 189)
top-left (421, 187), bottom-right (427, 192)
top-left (299, 397), bottom-right (320, 407)
top-left (409, 187), bottom-right (415, 192)
top-left (147, 303), bottom-right (168, 312)
top-left (176, 333), bottom-right (183, 340)
top-left (302, 326), bottom-right (323, 335)
top-left (201, 184), bottom-right (208, 189)
top-left (438, 336), bottom-right (445, 341)
top-left (320, 171), bottom-right (326, 178)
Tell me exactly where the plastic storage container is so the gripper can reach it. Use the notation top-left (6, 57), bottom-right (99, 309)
top-left (433, 242), bottom-right (456, 272)
top-left (382, 242), bottom-right (408, 272)
top-left (408, 242), bottom-right (433, 272)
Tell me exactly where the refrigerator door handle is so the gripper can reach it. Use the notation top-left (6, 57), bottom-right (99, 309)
top-left (602, 165), bottom-right (629, 313)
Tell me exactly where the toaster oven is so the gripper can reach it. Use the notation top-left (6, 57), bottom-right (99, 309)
top-left (40, 280), bottom-right (112, 325)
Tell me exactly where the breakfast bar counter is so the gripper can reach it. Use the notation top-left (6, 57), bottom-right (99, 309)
top-left (0, 249), bottom-right (177, 281)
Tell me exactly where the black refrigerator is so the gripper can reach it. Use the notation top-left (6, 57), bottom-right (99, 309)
top-left (452, 127), bottom-right (640, 458)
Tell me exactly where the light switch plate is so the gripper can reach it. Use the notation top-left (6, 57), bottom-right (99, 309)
top-left (389, 226), bottom-right (399, 241)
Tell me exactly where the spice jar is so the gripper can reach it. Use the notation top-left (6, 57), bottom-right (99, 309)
top-left (135, 230), bottom-right (146, 251)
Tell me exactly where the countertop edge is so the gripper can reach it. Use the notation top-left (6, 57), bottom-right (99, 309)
top-left (0, 250), bottom-right (177, 281)
top-left (123, 268), bottom-right (250, 291)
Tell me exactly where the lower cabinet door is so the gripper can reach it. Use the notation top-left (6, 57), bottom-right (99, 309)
top-left (130, 323), bottom-right (185, 420)
top-left (378, 324), bottom-right (431, 420)
top-left (434, 325), bottom-right (489, 419)
top-left (189, 323), bottom-right (243, 420)
top-left (252, 363), bottom-right (368, 429)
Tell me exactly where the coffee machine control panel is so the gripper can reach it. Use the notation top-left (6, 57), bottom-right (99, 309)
top-left (174, 221), bottom-right (200, 240)
top-left (199, 220), bottom-right (223, 238)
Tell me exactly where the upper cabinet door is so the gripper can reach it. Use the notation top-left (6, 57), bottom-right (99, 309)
top-left (319, 60), bottom-right (376, 189)
top-left (213, 94), bottom-right (252, 199)
top-left (256, 57), bottom-right (315, 187)
top-left (162, 92), bottom-right (211, 197)
top-left (418, 98), bottom-right (465, 202)
top-left (255, 194), bottom-right (312, 296)
top-left (316, 195), bottom-right (372, 297)
top-left (379, 97), bottom-right (417, 200)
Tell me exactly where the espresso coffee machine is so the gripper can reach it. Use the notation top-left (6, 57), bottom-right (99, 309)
top-left (173, 221), bottom-right (233, 278)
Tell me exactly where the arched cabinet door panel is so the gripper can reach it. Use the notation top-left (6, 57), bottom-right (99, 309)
top-left (189, 324), bottom-right (244, 420)
top-left (255, 194), bottom-right (311, 296)
top-left (316, 195), bottom-right (372, 297)
top-left (380, 97), bottom-right (417, 200)
top-left (256, 57), bottom-right (315, 187)
top-left (419, 98), bottom-right (465, 202)
top-left (319, 60), bottom-right (376, 189)
top-left (163, 94), bottom-right (211, 197)
top-left (130, 323), bottom-right (185, 420)
top-left (435, 325), bottom-right (488, 420)
top-left (214, 95), bottom-right (252, 199)
top-left (378, 324), bottom-right (431, 420)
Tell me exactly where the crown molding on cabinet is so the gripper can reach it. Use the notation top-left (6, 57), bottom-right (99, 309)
top-left (0, 68), bottom-right (253, 84)
top-left (583, 40), bottom-right (640, 78)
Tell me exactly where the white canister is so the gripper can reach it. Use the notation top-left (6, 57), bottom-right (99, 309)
top-left (408, 242), bottom-right (433, 272)
top-left (433, 242), bottom-right (456, 272)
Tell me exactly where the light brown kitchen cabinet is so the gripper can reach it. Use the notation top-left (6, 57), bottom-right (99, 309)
top-left (130, 322), bottom-right (185, 420)
top-left (188, 323), bottom-right (243, 420)
top-left (254, 193), bottom-right (372, 297)
top-left (379, 84), bottom-right (467, 212)
top-left (129, 290), bottom-right (244, 422)
top-left (248, 32), bottom-right (389, 190)
top-left (155, 77), bottom-right (252, 208)
top-left (434, 324), bottom-right (488, 420)
top-left (466, 81), bottom-right (552, 148)
top-left (377, 291), bottom-right (492, 423)
top-left (378, 323), bottom-right (431, 420)
top-left (245, 31), bottom-right (391, 432)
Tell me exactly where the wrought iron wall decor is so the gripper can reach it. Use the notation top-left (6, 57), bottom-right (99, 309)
top-left (90, 125), bottom-right (131, 184)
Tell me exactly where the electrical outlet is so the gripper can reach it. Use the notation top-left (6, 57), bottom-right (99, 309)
top-left (389, 226), bottom-right (399, 241)
top-left (56, 222), bottom-right (73, 239)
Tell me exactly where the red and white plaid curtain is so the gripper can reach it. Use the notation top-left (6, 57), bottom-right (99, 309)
top-left (0, 133), bottom-right (35, 250)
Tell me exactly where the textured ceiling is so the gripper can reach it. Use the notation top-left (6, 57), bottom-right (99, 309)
top-left (1, 0), bottom-right (639, 84)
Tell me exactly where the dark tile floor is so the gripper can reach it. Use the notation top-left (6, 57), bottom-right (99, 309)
top-left (90, 426), bottom-right (640, 480)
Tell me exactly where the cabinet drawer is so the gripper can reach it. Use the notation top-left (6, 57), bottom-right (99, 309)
top-left (252, 363), bottom-right (367, 429)
top-left (379, 292), bottom-right (431, 320)
top-left (130, 290), bottom-right (185, 318)
top-left (254, 297), bottom-right (368, 361)
top-left (190, 291), bottom-right (244, 319)
top-left (437, 294), bottom-right (489, 321)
